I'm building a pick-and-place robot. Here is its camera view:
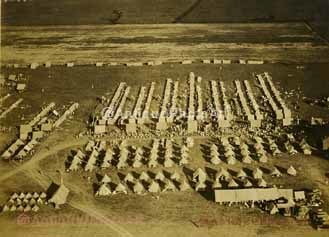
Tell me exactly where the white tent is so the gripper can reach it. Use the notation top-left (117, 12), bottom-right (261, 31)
top-left (148, 180), bottom-right (161, 193)
top-left (32, 192), bottom-right (39, 199)
top-left (258, 154), bottom-right (268, 163)
top-left (11, 193), bottom-right (18, 200)
top-left (104, 149), bottom-right (114, 162)
top-left (133, 181), bottom-right (145, 194)
top-left (240, 149), bottom-right (250, 157)
top-left (134, 152), bottom-right (143, 162)
top-left (135, 147), bottom-right (144, 156)
top-left (132, 159), bottom-right (143, 168)
top-left (179, 155), bottom-right (189, 166)
top-left (32, 205), bottom-right (40, 212)
top-left (192, 168), bottom-right (207, 183)
top-left (242, 154), bottom-right (252, 164)
top-left (239, 143), bottom-right (249, 151)
top-left (195, 181), bottom-right (207, 191)
top-left (212, 179), bottom-right (222, 189)
top-left (148, 158), bottom-right (158, 168)
top-left (116, 159), bottom-right (128, 169)
top-left (2, 205), bottom-right (9, 212)
top-left (68, 156), bottom-right (82, 171)
top-left (23, 204), bottom-right (32, 212)
top-left (96, 183), bottom-right (112, 196)
top-left (139, 171), bottom-right (150, 181)
top-left (124, 173), bottom-right (135, 183)
top-left (216, 168), bottom-right (231, 181)
top-left (226, 156), bottom-right (237, 165)
top-left (270, 167), bottom-right (282, 177)
top-left (170, 170), bottom-right (181, 181)
top-left (40, 192), bottom-right (47, 199)
top-left (221, 137), bottom-right (229, 146)
top-left (164, 158), bottom-right (174, 168)
top-left (113, 183), bottom-right (128, 194)
top-left (252, 168), bottom-right (263, 179)
top-left (228, 179), bottom-right (239, 188)
top-left (163, 180), bottom-right (177, 192)
top-left (101, 174), bottom-right (112, 183)
top-left (287, 166), bottom-right (297, 176)
top-left (243, 179), bottom-right (253, 188)
top-left (181, 145), bottom-right (189, 154)
top-left (257, 178), bottom-right (267, 188)
top-left (10, 205), bottom-right (17, 212)
top-left (237, 169), bottom-right (247, 179)
top-left (210, 154), bottom-right (221, 165)
top-left (155, 171), bottom-right (166, 181)
top-left (232, 136), bottom-right (241, 146)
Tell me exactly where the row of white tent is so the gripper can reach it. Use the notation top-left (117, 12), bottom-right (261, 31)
top-left (68, 138), bottom-right (191, 172)
top-left (95, 178), bottom-right (192, 196)
top-left (2, 203), bottom-right (41, 213)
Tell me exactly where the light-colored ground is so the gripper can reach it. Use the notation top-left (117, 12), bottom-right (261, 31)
top-left (2, 23), bottom-right (329, 65)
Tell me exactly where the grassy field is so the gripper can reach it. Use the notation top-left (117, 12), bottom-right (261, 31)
top-left (2, 23), bottom-right (329, 65)
top-left (1, 0), bottom-right (328, 25)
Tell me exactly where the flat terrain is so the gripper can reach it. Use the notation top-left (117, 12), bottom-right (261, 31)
top-left (0, 63), bottom-right (329, 237)
top-left (1, 0), bottom-right (328, 25)
top-left (2, 23), bottom-right (329, 65)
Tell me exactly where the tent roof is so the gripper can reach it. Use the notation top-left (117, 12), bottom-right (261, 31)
top-left (133, 181), bottom-right (145, 193)
top-left (124, 173), bottom-right (135, 182)
top-left (48, 184), bottom-right (70, 206)
top-left (257, 179), bottom-right (267, 187)
top-left (228, 179), bottom-right (239, 188)
top-left (243, 179), bottom-right (253, 187)
top-left (139, 171), bottom-right (150, 181)
top-left (287, 166), bottom-right (297, 175)
top-left (101, 174), bottom-right (112, 183)
top-left (237, 169), bottom-right (247, 178)
top-left (215, 187), bottom-right (292, 203)
top-left (96, 183), bottom-right (111, 196)
top-left (271, 167), bottom-right (282, 176)
top-left (155, 171), bottom-right (165, 180)
top-left (148, 181), bottom-right (160, 192)
top-left (114, 183), bottom-right (127, 192)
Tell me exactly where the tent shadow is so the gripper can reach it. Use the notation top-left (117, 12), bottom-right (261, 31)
top-left (46, 182), bottom-right (60, 199)
top-left (198, 190), bottom-right (215, 202)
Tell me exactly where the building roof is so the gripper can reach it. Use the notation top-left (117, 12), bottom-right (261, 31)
top-left (214, 188), bottom-right (293, 203)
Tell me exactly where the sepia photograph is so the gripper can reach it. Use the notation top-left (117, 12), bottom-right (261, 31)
top-left (0, 1), bottom-right (329, 236)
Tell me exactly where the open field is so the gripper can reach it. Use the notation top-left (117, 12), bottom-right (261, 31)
top-left (0, 63), bottom-right (329, 236)
top-left (1, 0), bottom-right (328, 25)
top-left (2, 23), bottom-right (329, 65)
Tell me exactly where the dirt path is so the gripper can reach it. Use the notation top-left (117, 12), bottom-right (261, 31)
top-left (24, 167), bottom-right (134, 237)
top-left (0, 138), bottom-right (87, 182)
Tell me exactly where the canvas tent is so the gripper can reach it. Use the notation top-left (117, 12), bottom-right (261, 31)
top-left (101, 174), bottom-right (112, 184)
top-left (148, 180), bottom-right (161, 193)
top-left (133, 181), bottom-right (145, 194)
top-left (252, 168), bottom-right (263, 179)
top-left (48, 183), bottom-right (70, 208)
top-left (155, 171), bottom-right (166, 181)
top-left (192, 168), bottom-right (207, 183)
top-left (113, 183), bottom-right (128, 194)
top-left (287, 166), bottom-right (297, 176)
top-left (139, 171), bottom-right (150, 181)
top-left (95, 183), bottom-right (111, 196)
top-left (216, 168), bottom-right (231, 181)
